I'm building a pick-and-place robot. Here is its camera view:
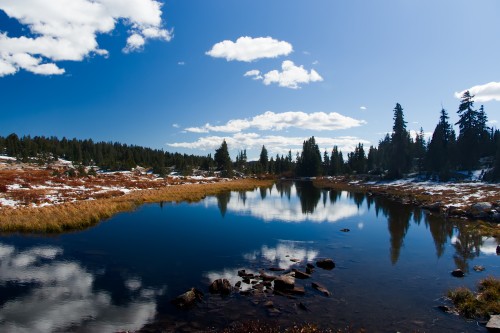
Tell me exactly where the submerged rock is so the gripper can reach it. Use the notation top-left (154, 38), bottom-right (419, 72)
top-left (451, 269), bottom-right (465, 278)
top-left (316, 259), bottom-right (335, 270)
top-left (312, 282), bottom-right (331, 297)
top-left (209, 278), bottom-right (232, 295)
top-left (171, 288), bottom-right (204, 309)
top-left (292, 269), bottom-right (311, 279)
top-left (473, 265), bottom-right (486, 272)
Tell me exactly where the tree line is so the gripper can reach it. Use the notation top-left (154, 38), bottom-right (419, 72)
top-left (212, 91), bottom-right (500, 181)
top-left (1, 90), bottom-right (499, 181)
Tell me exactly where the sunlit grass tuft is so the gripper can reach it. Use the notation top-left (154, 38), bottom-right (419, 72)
top-left (447, 276), bottom-right (500, 319)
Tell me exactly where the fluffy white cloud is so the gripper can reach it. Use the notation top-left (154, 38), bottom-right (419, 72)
top-left (167, 132), bottom-right (369, 156)
top-left (206, 36), bottom-right (292, 62)
top-left (185, 111), bottom-right (366, 134)
top-left (454, 82), bottom-right (500, 102)
top-left (360, 106), bottom-right (367, 110)
top-left (247, 60), bottom-right (323, 89)
top-left (0, 0), bottom-right (172, 76)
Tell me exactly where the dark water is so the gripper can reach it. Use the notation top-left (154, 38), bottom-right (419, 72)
top-left (0, 181), bottom-right (498, 332)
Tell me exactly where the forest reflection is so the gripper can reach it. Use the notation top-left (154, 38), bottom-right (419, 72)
top-left (212, 182), bottom-right (497, 268)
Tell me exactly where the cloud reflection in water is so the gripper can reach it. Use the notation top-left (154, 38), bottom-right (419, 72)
top-left (0, 243), bottom-right (163, 333)
top-left (205, 184), bottom-right (362, 223)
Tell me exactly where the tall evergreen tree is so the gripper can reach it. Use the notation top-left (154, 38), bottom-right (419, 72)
top-left (426, 108), bottom-right (456, 178)
top-left (456, 91), bottom-right (480, 170)
top-left (214, 139), bottom-right (233, 176)
top-left (296, 136), bottom-right (322, 177)
top-left (388, 103), bottom-right (411, 178)
top-left (259, 145), bottom-right (268, 173)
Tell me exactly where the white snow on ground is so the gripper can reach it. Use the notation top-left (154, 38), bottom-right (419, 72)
top-left (0, 156), bottom-right (17, 161)
top-left (0, 198), bottom-right (18, 207)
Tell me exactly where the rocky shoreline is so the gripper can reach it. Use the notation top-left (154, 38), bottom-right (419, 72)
top-left (313, 176), bottom-right (500, 237)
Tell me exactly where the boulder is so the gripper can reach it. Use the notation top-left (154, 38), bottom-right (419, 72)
top-left (171, 288), bottom-right (204, 308)
top-left (209, 278), bottom-right (232, 295)
top-left (451, 269), bottom-right (465, 278)
top-left (312, 282), bottom-right (331, 296)
top-left (316, 259), bottom-right (335, 270)
top-left (469, 202), bottom-right (493, 218)
top-left (273, 275), bottom-right (295, 291)
top-left (486, 315), bottom-right (500, 331)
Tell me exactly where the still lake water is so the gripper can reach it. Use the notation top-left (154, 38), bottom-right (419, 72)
top-left (0, 181), bottom-right (498, 332)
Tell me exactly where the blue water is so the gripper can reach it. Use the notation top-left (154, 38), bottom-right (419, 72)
top-left (0, 181), bottom-right (498, 332)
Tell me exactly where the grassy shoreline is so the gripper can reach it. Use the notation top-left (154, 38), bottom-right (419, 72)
top-left (0, 179), bottom-right (274, 233)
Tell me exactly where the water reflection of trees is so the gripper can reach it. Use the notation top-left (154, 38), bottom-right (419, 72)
top-left (275, 181), bottom-right (292, 201)
top-left (295, 182), bottom-right (321, 214)
top-left (424, 214), bottom-right (453, 258)
top-left (451, 226), bottom-right (483, 273)
top-left (216, 191), bottom-right (231, 217)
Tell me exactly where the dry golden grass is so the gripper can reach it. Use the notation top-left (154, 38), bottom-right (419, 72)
top-left (0, 179), bottom-right (273, 233)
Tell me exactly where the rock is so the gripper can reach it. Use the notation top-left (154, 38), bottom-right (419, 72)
top-left (497, 245), bottom-right (500, 255)
top-left (340, 228), bottom-right (350, 232)
top-left (273, 275), bottom-right (295, 291)
top-left (451, 269), bottom-right (465, 278)
top-left (437, 305), bottom-right (452, 313)
top-left (290, 258), bottom-right (301, 263)
top-left (289, 286), bottom-right (305, 295)
top-left (235, 281), bottom-right (242, 288)
top-left (306, 263), bottom-right (315, 269)
top-left (269, 267), bottom-right (285, 272)
top-left (306, 266), bottom-right (314, 275)
top-left (292, 269), bottom-right (311, 279)
top-left (491, 212), bottom-right (500, 222)
top-left (473, 265), bottom-right (485, 272)
top-left (209, 279), bottom-right (232, 295)
top-left (171, 288), bottom-right (204, 308)
top-left (259, 272), bottom-right (276, 281)
top-left (447, 206), bottom-right (466, 217)
top-left (486, 315), bottom-right (500, 331)
top-left (237, 269), bottom-right (247, 277)
top-left (264, 300), bottom-right (274, 308)
top-left (242, 278), bottom-right (251, 284)
top-left (316, 258), bottom-right (335, 270)
top-left (469, 202), bottom-right (493, 218)
top-left (422, 202), bottom-right (442, 212)
top-left (312, 282), bottom-right (331, 297)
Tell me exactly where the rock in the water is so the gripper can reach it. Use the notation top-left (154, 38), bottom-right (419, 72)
top-left (486, 315), bottom-right (500, 331)
top-left (451, 269), bottom-right (465, 278)
top-left (290, 258), bottom-right (301, 263)
top-left (306, 263), bottom-right (315, 269)
top-left (235, 281), bottom-right (242, 288)
top-left (312, 282), bottom-right (331, 296)
top-left (209, 278), bottom-right (232, 295)
top-left (269, 267), bottom-right (285, 272)
top-left (289, 286), bottom-right (305, 295)
top-left (437, 305), bottom-right (452, 313)
top-left (237, 269), bottom-right (247, 277)
top-left (340, 228), bottom-right (350, 232)
top-left (259, 272), bottom-right (276, 281)
top-left (316, 258), bottom-right (335, 270)
top-left (292, 269), bottom-right (311, 279)
top-left (497, 245), bottom-right (500, 255)
top-left (171, 288), bottom-right (204, 308)
top-left (469, 202), bottom-right (493, 218)
top-left (274, 275), bottom-right (295, 291)
top-left (473, 265), bottom-right (485, 272)
top-left (305, 266), bottom-right (314, 275)
top-left (264, 300), bottom-right (274, 308)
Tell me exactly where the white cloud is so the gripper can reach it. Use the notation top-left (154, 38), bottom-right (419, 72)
top-left (0, 0), bottom-right (172, 76)
top-left (312, 60), bottom-right (319, 65)
top-left (360, 106), bottom-right (367, 110)
top-left (249, 60), bottom-right (323, 89)
top-left (172, 123), bottom-right (180, 128)
top-left (167, 133), bottom-right (369, 155)
top-left (177, 61), bottom-right (185, 66)
top-left (206, 36), bottom-right (292, 62)
top-left (185, 111), bottom-right (366, 133)
top-left (454, 82), bottom-right (500, 102)
top-left (243, 69), bottom-right (262, 80)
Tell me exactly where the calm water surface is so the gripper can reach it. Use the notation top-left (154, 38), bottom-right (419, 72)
top-left (0, 181), bottom-right (498, 332)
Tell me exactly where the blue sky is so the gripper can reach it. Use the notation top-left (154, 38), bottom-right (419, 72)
top-left (0, 0), bottom-right (499, 160)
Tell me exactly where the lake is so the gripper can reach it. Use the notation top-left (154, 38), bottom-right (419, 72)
top-left (0, 181), bottom-right (498, 332)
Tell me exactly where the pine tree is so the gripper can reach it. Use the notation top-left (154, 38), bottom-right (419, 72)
top-left (259, 145), bottom-right (268, 173)
top-left (214, 140), bottom-right (233, 177)
top-left (426, 108), bottom-right (456, 178)
top-left (296, 136), bottom-right (322, 177)
top-left (456, 91), bottom-right (480, 170)
top-left (388, 103), bottom-right (411, 178)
